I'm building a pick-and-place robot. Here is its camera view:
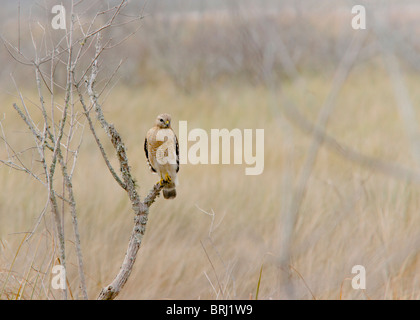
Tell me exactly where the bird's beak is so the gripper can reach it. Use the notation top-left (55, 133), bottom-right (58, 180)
top-left (165, 120), bottom-right (169, 125)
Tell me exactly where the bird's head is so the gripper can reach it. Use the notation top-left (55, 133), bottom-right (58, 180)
top-left (156, 113), bottom-right (172, 128)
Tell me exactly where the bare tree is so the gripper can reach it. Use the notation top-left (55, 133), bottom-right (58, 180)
top-left (0, 0), bottom-right (166, 300)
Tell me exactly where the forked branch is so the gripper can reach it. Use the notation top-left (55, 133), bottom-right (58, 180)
top-left (79, 34), bottom-right (168, 300)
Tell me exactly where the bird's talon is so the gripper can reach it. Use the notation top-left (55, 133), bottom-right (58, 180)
top-left (165, 173), bottom-right (172, 182)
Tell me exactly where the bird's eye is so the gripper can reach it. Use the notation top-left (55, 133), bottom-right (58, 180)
top-left (160, 119), bottom-right (164, 122)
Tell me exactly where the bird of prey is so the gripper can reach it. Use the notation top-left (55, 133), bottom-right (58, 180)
top-left (144, 113), bottom-right (179, 199)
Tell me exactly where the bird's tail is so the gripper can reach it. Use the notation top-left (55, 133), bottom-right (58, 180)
top-left (163, 182), bottom-right (176, 199)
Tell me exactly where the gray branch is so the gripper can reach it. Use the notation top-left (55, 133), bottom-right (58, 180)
top-left (80, 34), bottom-right (169, 300)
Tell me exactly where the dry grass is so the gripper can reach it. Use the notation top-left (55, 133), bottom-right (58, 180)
top-left (1, 62), bottom-right (420, 299)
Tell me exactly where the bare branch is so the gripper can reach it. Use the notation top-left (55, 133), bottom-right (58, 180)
top-left (75, 83), bottom-right (126, 189)
top-left (78, 33), bottom-right (170, 300)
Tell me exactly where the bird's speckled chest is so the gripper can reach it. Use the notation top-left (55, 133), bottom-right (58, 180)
top-left (146, 127), bottom-right (176, 168)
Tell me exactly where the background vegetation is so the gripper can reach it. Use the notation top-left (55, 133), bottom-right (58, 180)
top-left (1, 0), bottom-right (420, 299)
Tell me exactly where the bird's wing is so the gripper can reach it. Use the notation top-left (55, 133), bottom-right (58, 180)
top-left (144, 137), bottom-right (156, 173)
top-left (175, 133), bottom-right (179, 173)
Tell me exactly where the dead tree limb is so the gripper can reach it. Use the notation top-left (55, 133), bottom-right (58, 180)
top-left (76, 34), bottom-right (167, 300)
top-left (2, 0), bottom-right (149, 300)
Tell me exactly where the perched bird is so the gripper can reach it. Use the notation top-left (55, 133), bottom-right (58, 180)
top-left (144, 113), bottom-right (179, 199)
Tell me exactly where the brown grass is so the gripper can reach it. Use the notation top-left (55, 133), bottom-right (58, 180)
top-left (1, 62), bottom-right (420, 299)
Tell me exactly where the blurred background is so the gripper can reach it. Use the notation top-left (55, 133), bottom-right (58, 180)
top-left (1, 0), bottom-right (420, 299)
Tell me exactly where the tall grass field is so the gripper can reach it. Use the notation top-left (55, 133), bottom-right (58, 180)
top-left (1, 61), bottom-right (420, 299)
